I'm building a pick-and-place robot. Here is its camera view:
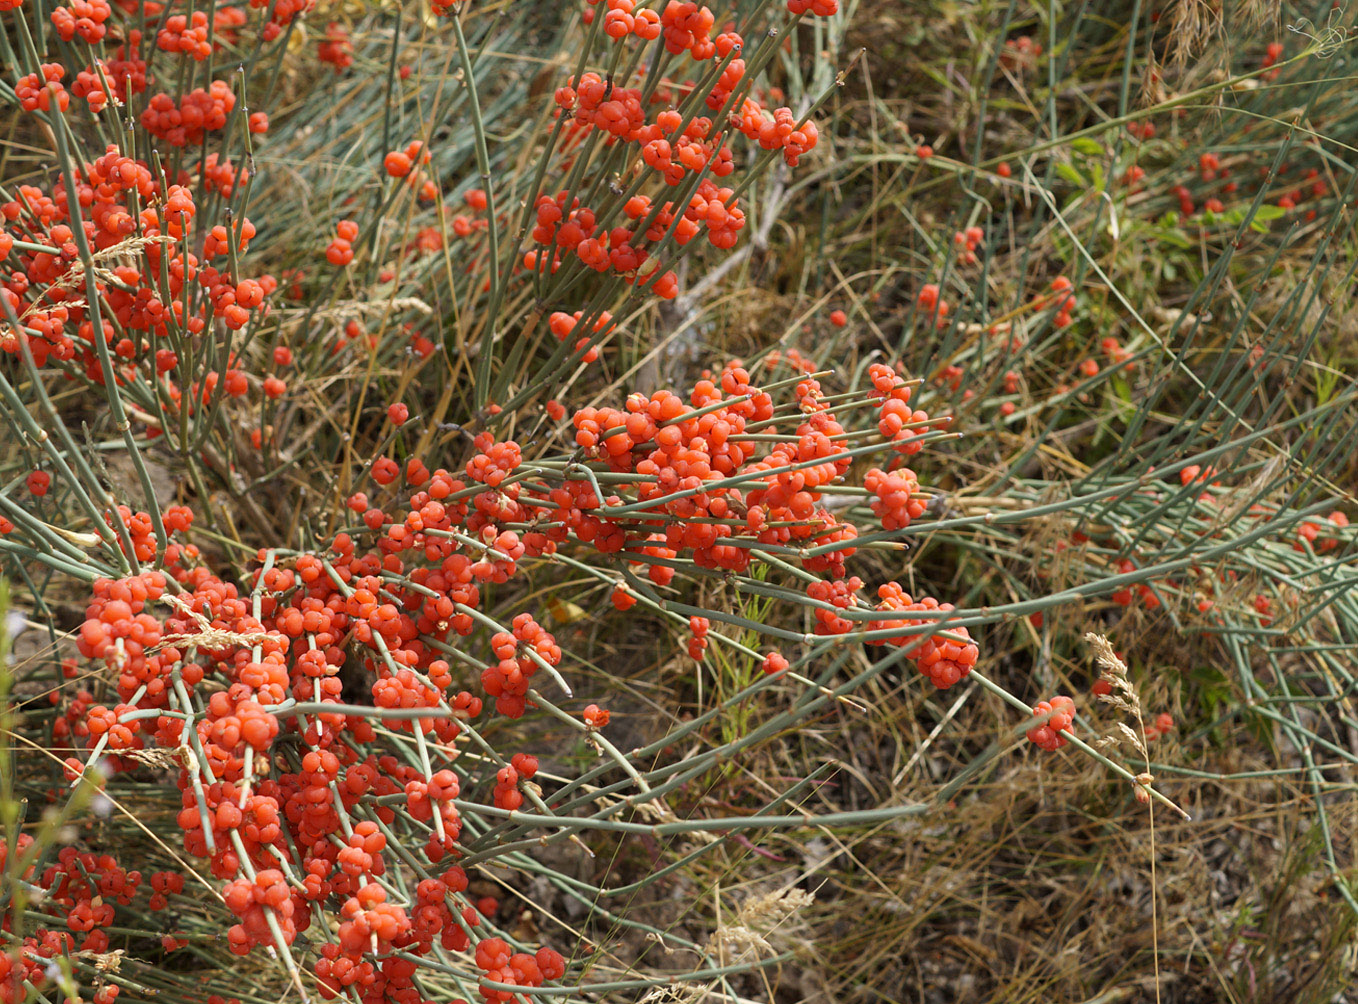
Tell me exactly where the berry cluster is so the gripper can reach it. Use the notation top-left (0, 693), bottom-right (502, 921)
top-left (0, 144), bottom-right (269, 419)
top-left (870, 362), bottom-right (935, 455)
top-left (0, 4), bottom-right (997, 1002)
top-left (36, 350), bottom-right (980, 995)
top-left (867, 584), bottom-right (979, 689)
top-left (0, 836), bottom-right (158, 1002)
top-left (475, 938), bottom-right (566, 1003)
top-left (865, 466), bottom-right (926, 530)
top-left (1027, 696), bottom-right (1076, 751)
top-left (951, 225), bottom-right (985, 265)
top-left (520, 2), bottom-right (826, 300)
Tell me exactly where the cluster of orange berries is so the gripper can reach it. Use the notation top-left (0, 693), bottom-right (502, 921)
top-left (1045, 275), bottom-right (1076, 328)
top-left (52, 0), bottom-right (112, 43)
top-left (223, 869), bottom-right (301, 954)
top-left (156, 9), bottom-right (211, 60)
top-left (318, 21), bottom-right (355, 70)
top-left (482, 614), bottom-right (562, 718)
top-left (582, 704), bottom-right (611, 728)
top-left (1027, 696), bottom-right (1075, 751)
top-left (1260, 40), bottom-right (1284, 79)
top-left (869, 362), bottom-right (936, 455)
top-left (867, 584), bottom-right (980, 689)
top-left (568, 366), bottom-right (879, 577)
top-left (687, 615), bottom-right (711, 659)
top-left (0, 839), bottom-right (153, 1003)
top-left (493, 754), bottom-right (539, 811)
top-left (1296, 511), bottom-right (1349, 553)
top-left (252, 0), bottom-right (314, 41)
top-left (801, 576), bottom-right (980, 687)
top-left (528, 189), bottom-right (680, 297)
top-left (586, 0), bottom-right (662, 38)
top-left (58, 518), bottom-right (574, 998)
top-left (141, 79), bottom-right (236, 147)
top-left (448, 188), bottom-right (491, 239)
top-left (383, 140), bottom-right (440, 201)
top-left (732, 102), bottom-right (820, 167)
top-left (865, 466), bottom-right (926, 530)
top-left (952, 225), bottom-right (985, 265)
top-left (801, 575), bottom-right (858, 635)
top-left (327, 219), bottom-right (360, 266)
top-left (16, 64), bottom-right (69, 112)
top-left (549, 309), bottom-right (614, 363)
top-left (528, 2), bottom-right (826, 294)
top-left (999, 34), bottom-right (1043, 71)
top-left (475, 938), bottom-right (567, 1003)
top-left (1143, 711), bottom-right (1175, 742)
top-left (0, 144), bottom-right (275, 422)
top-left (915, 283), bottom-right (949, 328)
top-left (761, 650), bottom-right (790, 674)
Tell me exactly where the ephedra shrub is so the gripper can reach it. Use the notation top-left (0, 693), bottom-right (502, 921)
top-left (8, 0), bottom-right (1354, 1000)
top-left (0, 1), bottom-right (1006, 1001)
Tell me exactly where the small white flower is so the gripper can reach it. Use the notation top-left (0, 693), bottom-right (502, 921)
top-left (4, 610), bottom-right (26, 639)
top-left (91, 757), bottom-right (112, 780)
top-left (92, 793), bottom-right (113, 818)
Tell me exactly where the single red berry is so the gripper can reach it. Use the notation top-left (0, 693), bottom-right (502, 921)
top-left (582, 704), bottom-right (610, 728)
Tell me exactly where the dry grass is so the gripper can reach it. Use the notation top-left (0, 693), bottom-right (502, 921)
top-left (599, 2), bottom-right (1358, 1001)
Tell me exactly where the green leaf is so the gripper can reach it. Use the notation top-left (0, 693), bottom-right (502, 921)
top-left (1055, 162), bottom-right (1085, 186)
top-left (1070, 137), bottom-right (1104, 156)
top-left (1158, 229), bottom-right (1192, 249)
top-left (1224, 204), bottom-right (1285, 232)
top-left (1111, 374), bottom-right (1132, 403)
